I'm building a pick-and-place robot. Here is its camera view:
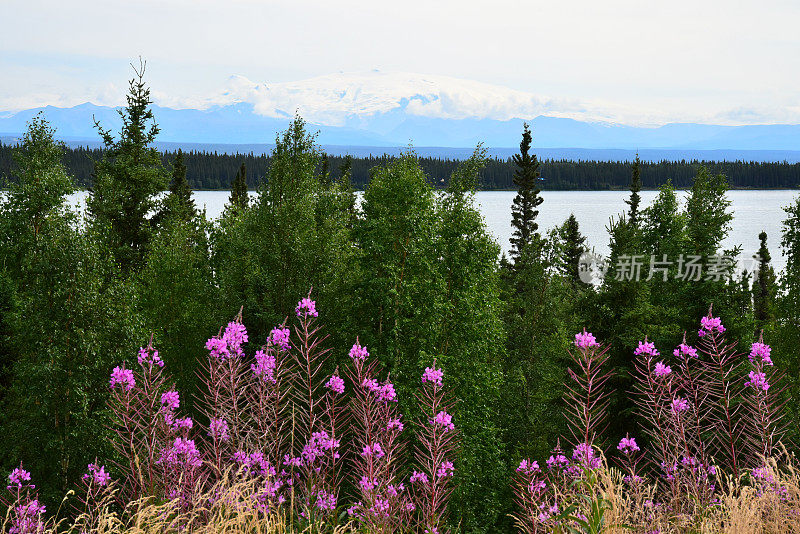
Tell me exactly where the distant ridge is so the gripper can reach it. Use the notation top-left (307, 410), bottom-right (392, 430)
top-left (2, 134), bottom-right (800, 163)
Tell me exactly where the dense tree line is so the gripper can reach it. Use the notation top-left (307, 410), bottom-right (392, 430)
top-left (1, 69), bottom-right (800, 533)
top-left (2, 141), bottom-right (800, 191)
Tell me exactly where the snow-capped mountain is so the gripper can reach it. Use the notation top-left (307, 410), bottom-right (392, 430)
top-left (2, 71), bottom-right (800, 153)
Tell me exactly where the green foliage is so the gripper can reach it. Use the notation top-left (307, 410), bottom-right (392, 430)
top-left (752, 231), bottom-right (777, 332)
top-left (154, 149), bottom-right (196, 225)
top-left (625, 154), bottom-right (642, 226)
top-left (139, 215), bottom-right (220, 412)
top-left (558, 214), bottom-right (589, 287)
top-left (0, 115), bottom-right (146, 503)
top-left (509, 123), bottom-right (544, 263)
top-left (228, 161), bottom-right (249, 216)
top-left (213, 116), bottom-right (356, 349)
top-left (88, 61), bottom-right (168, 273)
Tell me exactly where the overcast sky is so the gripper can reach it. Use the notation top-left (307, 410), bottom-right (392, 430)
top-left (2, 0), bottom-right (799, 125)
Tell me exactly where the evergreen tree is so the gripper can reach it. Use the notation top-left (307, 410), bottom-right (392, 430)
top-left (155, 149), bottom-right (195, 224)
top-left (625, 154), bottom-right (642, 226)
top-left (509, 123), bottom-right (543, 265)
top-left (228, 162), bottom-right (249, 215)
top-left (752, 231), bottom-right (777, 331)
top-left (88, 61), bottom-right (167, 273)
top-left (558, 213), bottom-right (588, 287)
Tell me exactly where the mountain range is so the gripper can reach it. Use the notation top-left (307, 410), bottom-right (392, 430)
top-left (1, 71), bottom-right (799, 160)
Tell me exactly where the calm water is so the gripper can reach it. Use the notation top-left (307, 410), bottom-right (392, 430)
top-left (65, 190), bottom-right (800, 270)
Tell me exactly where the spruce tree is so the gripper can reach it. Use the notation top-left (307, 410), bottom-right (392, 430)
top-left (559, 213), bottom-right (588, 286)
top-left (625, 154), bottom-right (642, 226)
top-left (228, 162), bottom-right (249, 215)
top-left (155, 149), bottom-right (195, 224)
top-left (88, 60), bottom-right (167, 273)
top-left (509, 123), bottom-right (543, 264)
top-left (752, 231), bottom-right (777, 330)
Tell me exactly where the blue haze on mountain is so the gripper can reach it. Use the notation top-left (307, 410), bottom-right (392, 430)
top-left (1, 102), bottom-right (799, 162)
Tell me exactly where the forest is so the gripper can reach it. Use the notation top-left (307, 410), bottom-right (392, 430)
top-left (2, 70), bottom-right (800, 533)
top-left (1, 140), bottom-right (799, 191)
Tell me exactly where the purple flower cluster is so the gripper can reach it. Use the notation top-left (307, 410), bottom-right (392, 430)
top-left (617, 436), bottom-right (640, 454)
top-left (361, 442), bottom-right (385, 458)
top-left (516, 459), bottom-right (540, 475)
top-left (745, 370), bottom-right (770, 391)
top-left (158, 438), bottom-right (203, 469)
top-left (295, 297), bottom-right (318, 318)
top-left (671, 397), bottom-right (690, 414)
top-left (7, 466), bottom-right (31, 490)
top-left (698, 315), bottom-right (725, 337)
top-left (233, 451), bottom-right (276, 477)
top-left (574, 329), bottom-right (599, 350)
top-left (673, 343), bottom-right (698, 359)
top-left (160, 390), bottom-right (180, 410)
top-left (109, 366), bottom-right (135, 391)
top-left (387, 417), bottom-right (404, 432)
top-left (437, 461), bottom-right (455, 478)
top-left (362, 378), bottom-right (397, 402)
top-left (209, 418), bottom-right (230, 442)
top-left (431, 410), bottom-right (455, 431)
top-left (349, 341), bottom-right (369, 361)
top-left (82, 463), bottom-right (111, 487)
top-left (571, 442), bottom-right (602, 470)
top-left (750, 342), bottom-right (773, 366)
top-left (634, 340), bottom-right (659, 357)
top-left (653, 362), bottom-right (672, 378)
top-left (269, 326), bottom-right (290, 351)
top-left (421, 366), bottom-right (444, 387)
top-left (137, 346), bottom-right (164, 368)
top-left (325, 374), bottom-right (345, 394)
top-left (10, 499), bottom-right (46, 534)
top-left (252, 349), bottom-right (277, 383)
top-left (206, 321), bottom-right (248, 360)
top-left (410, 471), bottom-right (429, 484)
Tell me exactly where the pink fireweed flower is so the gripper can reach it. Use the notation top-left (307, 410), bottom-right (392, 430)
top-left (745, 370), bottom-right (770, 391)
top-left (158, 438), bottom-right (203, 468)
top-left (572, 443), bottom-right (602, 470)
top-left (361, 442), bottom-right (385, 458)
top-left (653, 361), bottom-right (672, 378)
top-left (431, 410), bottom-right (455, 431)
top-left (160, 390), bottom-right (180, 410)
top-left (617, 436), bottom-right (640, 454)
top-left (109, 366), bottom-right (135, 391)
top-left (359, 476), bottom-right (377, 491)
top-left (325, 374), bottom-right (345, 394)
top-left (251, 350), bottom-right (277, 383)
top-left (699, 315), bottom-right (725, 337)
top-left (437, 461), bottom-right (455, 478)
top-left (172, 417), bottom-right (193, 430)
top-left (12, 499), bottom-right (46, 532)
top-left (82, 463), bottom-right (111, 487)
top-left (574, 329), bottom-right (599, 350)
top-left (349, 341), bottom-right (369, 361)
top-left (224, 321), bottom-right (248, 348)
top-left (387, 417), bottom-right (404, 432)
top-left (209, 418), bottom-right (230, 442)
top-left (268, 327), bottom-right (290, 351)
top-left (295, 297), bottom-right (318, 318)
top-left (138, 347), bottom-right (164, 367)
top-left (750, 342), bottom-right (773, 366)
top-left (422, 366), bottom-right (444, 387)
top-left (7, 465), bottom-right (32, 489)
top-left (315, 490), bottom-right (336, 511)
top-left (671, 397), bottom-right (690, 414)
top-left (673, 343), bottom-right (699, 359)
top-left (362, 378), bottom-right (379, 391)
top-left (374, 381), bottom-right (397, 402)
top-left (634, 340), bottom-right (659, 357)
top-left (547, 454), bottom-right (569, 470)
top-left (516, 459), bottom-right (540, 474)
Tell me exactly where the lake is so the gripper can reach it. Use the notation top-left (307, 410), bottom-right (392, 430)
top-left (66, 189), bottom-right (800, 271)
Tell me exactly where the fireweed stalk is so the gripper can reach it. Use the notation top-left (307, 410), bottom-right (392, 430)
top-left (344, 339), bottom-right (412, 532)
top-left (2, 464), bottom-right (46, 534)
top-left (411, 362), bottom-right (459, 534)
